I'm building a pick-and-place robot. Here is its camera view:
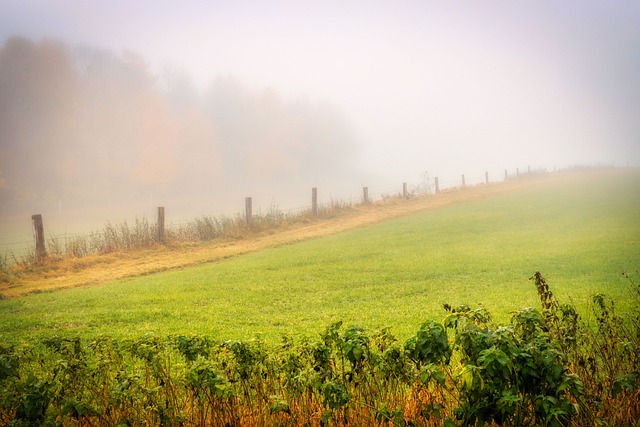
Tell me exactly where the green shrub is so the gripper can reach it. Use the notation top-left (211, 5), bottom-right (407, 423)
top-left (0, 273), bottom-right (637, 426)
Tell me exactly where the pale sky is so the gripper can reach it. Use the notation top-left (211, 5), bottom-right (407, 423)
top-left (2, 0), bottom-right (639, 185)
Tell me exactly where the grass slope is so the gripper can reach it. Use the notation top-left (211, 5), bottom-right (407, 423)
top-left (1, 170), bottom-right (638, 343)
top-left (0, 173), bottom-right (542, 297)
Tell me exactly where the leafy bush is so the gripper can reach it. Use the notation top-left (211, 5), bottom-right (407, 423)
top-left (0, 273), bottom-right (637, 426)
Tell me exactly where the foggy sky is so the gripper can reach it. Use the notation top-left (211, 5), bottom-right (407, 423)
top-left (1, 0), bottom-right (640, 185)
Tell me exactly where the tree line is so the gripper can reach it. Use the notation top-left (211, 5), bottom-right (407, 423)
top-left (0, 36), bottom-right (359, 214)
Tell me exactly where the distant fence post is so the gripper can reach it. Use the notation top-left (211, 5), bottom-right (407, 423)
top-left (311, 187), bottom-right (318, 216)
top-left (245, 197), bottom-right (253, 225)
top-left (528, 165), bottom-right (531, 173)
top-left (485, 171), bottom-right (489, 184)
top-left (434, 177), bottom-right (440, 194)
top-left (363, 187), bottom-right (369, 204)
top-left (517, 168), bottom-right (520, 176)
top-left (157, 206), bottom-right (165, 243)
top-left (31, 214), bottom-right (46, 262)
top-left (505, 169), bottom-right (508, 180)
top-left (461, 174), bottom-right (466, 187)
top-left (403, 182), bottom-right (408, 199)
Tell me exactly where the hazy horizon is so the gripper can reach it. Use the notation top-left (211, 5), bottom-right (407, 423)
top-left (1, 1), bottom-right (640, 246)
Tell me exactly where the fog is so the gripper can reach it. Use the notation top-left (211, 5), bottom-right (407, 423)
top-left (1, 1), bottom-right (640, 234)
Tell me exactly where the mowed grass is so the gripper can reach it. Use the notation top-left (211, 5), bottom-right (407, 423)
top-left (1, 170), bottom-right (638, 344)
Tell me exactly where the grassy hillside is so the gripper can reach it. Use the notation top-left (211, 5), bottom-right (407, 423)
top-left (1, 169), bottom-right (638, 343)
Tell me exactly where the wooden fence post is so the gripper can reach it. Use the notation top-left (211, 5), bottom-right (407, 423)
top-left (312, 187), bottom-right (318, 216)
top-left (485, 171), bottom-right (489, 184)
top-left (245, 197), bottom-right (253, 225)
top-left (157, 206), bottom-right (165, 243)
top-left (461, 174), bottom-right (466, 187)
top-left (31, 214), bottom-right (46, 262)
top-left (505, 169), bottom-right (508, 180)
top-left (434, 177), bottom-right (440, 194)
top-left (403, 182), bottom-right (408, 199)
top-left (363, 187), bottom-right (369, 204)
top-left (528, 165), bottom-right (531, 173)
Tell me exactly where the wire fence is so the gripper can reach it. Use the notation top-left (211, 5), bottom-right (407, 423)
top-left (0, 168), bottom-right (528, 266)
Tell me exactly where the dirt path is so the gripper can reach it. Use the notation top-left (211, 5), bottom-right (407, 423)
top-left (1, 175), bottom-right (559, 298)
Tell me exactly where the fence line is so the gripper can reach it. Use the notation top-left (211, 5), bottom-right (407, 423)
top-left (2, 166), bottom-right (552, 264)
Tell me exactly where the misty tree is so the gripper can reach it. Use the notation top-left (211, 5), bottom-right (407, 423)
top-left (159, 65), bottom-right (200, 113)
top-left (0, 36), bottom-right (361, 215)
top-left (203, 77), bottom-right (359, 193)
top-left (0, 36), bottom-right (79, 208)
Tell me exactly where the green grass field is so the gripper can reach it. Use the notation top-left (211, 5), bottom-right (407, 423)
top-left (1, 170), bottom-right (638, 344)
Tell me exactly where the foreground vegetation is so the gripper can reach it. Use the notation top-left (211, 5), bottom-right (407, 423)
top-left (0, 272), bottom-right (638, 426)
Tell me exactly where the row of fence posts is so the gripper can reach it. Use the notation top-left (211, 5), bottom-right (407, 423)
top-left (29, 169), bottom-right (525, 261)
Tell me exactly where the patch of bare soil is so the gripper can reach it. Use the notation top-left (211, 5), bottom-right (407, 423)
top-left (0, 174), bottom-right (562, 298)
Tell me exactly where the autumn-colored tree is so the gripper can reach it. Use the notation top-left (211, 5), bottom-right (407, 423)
top-left (134, 94), bottom-right (179, 189)
top-left (0, 36), bottom-right (358, 216)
